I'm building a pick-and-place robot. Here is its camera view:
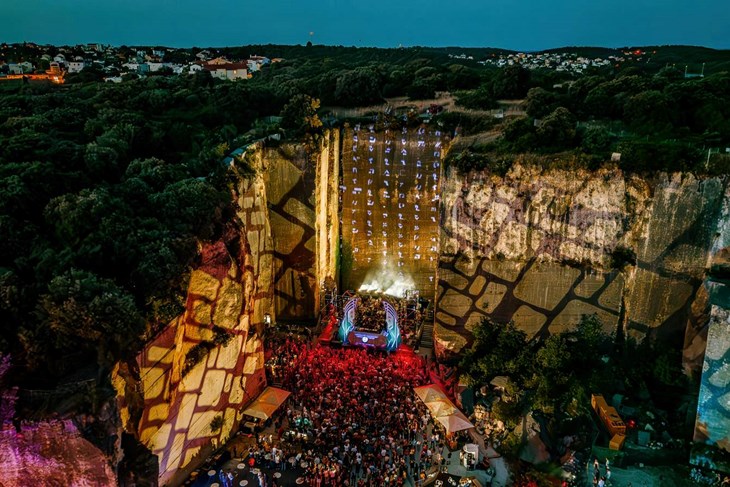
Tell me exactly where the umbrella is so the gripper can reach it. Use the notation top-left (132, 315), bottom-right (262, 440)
top-left (436, 413), bottom-right (474, 434)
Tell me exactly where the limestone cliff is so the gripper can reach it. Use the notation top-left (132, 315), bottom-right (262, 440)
top-left (113, 158), bottom-right (274, 486)
top-left (258, 130), bottom-right (340, 320)
top-left (435, 162), bottom-right (728, 357)
top-left (0, 420), bottom-right (118, 486)
top-left (111, 132), bottom-right (341, 485)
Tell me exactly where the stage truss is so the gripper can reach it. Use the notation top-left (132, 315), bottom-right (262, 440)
top-left (324, 289), bottom-right (424, 351)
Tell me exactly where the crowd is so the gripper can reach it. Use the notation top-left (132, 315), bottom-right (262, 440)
top-left (254, 336), bottom-right (462, 486)
top-left (354, 295), bottom-right (387, 332)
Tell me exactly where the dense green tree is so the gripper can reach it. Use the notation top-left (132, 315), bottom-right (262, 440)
top-left (334, 67), bottom-right (384, 106)
top-left (491, 65), bottom-right (531, 99)
top-left (525, 87), bottom-right (560, 118)
top-left (455, 86), bottom-right (497, 110)
top-left (536, 107), bottom-right (577, 150)
top-left (280, 94), bottom-right (323, 136)
top-left (580, 126), bottom-right (614, 154)
top-left (623, 90), bottom-right (673, 134)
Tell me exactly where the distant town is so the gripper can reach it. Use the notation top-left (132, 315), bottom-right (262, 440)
top-left (2, 42), bottom-right (700, 86)
top-left (0, 42), bottom-right (282, 84)
top-left (469, 49), bottom-right (651, 73)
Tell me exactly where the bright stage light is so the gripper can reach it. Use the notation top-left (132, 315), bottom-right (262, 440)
top-left (358, 272), bottom-right (414, 298)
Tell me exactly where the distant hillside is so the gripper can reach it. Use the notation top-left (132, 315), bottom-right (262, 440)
top-left (539, 44), bottom-right (730, 72)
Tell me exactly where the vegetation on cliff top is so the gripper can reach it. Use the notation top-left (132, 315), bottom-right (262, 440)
top-left (446, 66), bottom-right (730, 176)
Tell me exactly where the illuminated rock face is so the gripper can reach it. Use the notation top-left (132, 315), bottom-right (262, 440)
top-left (259, 130), bottom-right (340, 319)
top-left (112, 133), bottom-right (341, 485)
top-left (114, 162), bottom-right (275, 486)
top-left (436, 163), bottom-right (728, 357)
top-left (0, 420), bottom-right (117, 486)
top-left (692, 287), bottom-right (730, 473)
top-left (340, 125), bottom-right (448, 298)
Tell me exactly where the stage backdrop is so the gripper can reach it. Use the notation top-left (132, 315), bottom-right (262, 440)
top-left (340, 124), bottom-right (447, 299)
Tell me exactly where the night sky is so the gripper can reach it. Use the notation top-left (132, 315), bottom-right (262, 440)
top-left (3, 0), bottom-right (729, 49)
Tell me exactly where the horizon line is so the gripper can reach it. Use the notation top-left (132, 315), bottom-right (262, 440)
top-left (2, 40), bottom-right (729, 54)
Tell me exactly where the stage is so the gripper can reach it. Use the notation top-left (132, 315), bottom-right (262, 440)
top-left (318, 290), bottom-right (427, 352)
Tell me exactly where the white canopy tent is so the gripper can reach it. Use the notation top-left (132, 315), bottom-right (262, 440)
top-left (413, 384), bottom-right (474, 434)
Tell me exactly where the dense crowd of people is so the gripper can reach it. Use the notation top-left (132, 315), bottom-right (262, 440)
top-left (256, 336), bottom-right (461, 486)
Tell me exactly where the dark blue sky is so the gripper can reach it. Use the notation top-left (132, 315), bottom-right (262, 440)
top-left (3, 0), bottom-right (729, 50)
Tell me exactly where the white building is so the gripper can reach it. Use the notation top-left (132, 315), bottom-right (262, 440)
top-left (203, 62), bottom-right (248, 81)
top-left (67, 61), bottom-right (86, 73)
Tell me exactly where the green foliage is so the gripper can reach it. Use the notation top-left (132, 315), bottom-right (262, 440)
top-left (535, 107), bottom-right (577, 150)
top-left (617, 138), bottom-right (703, 172)
top-left (623, 90), bottom-right (673, 134)
top-left (463, 314), bottom-right (613, 459)
top-left (455, 87), bottom-right (497, 110)
top-left (280, 94), bottom-right (323, 137)
top-left (501, 116), bottom-right (538, 152)
top-left (610, 246), bottom-right (637, 269)
top-left (460, 318), bottom-right (529, 385)
top-left (0, 75), bottom-right (263, 390)
top-left (491, 65), bottom-right (531, 99)
top-left (406, 78), bottom-right (437, 100)
top-left (334, 67), bottom-right (384, 106)
top-left (580, 126), bottom-right (614, 155)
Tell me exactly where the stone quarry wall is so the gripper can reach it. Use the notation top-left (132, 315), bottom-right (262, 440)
top-left (435, 162), bottom-right (728, 357)
top-left (340, 125), bottom-right (448, 298)
top-left (260, 129), bottom-right (340, 320)
top-left (0, 420), bottom-right (118, 486)
top-left (691, 279), bottom-right (730, 473)
top-left (684, 186), bottom-right (730, 376)
top-left (113, 161), bottom-right (275, 486)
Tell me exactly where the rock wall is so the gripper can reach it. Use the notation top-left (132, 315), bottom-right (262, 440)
top-left (113, 161), bottom-right (275, 486)
top-left (260, 130), bottom-right (340, 320)
top-left (436, 162), bottom-right (727, 357)
top-left (690, 278), bottom-right (730, 473)
top-left (0, 420), bottom-right (118, 486)
top-left (684, 185), bottom-right (730, 376)
top-left (340, 125), bottom-right (448, 298)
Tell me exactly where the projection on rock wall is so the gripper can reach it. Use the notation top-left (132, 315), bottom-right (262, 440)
top-left (691, 286), bottom-right (730, 474)
top-left (340, 125), bottom-right (447, 298)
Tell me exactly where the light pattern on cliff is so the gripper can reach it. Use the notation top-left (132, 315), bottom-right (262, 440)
top-left (691, 282), bottom-right (730, 473)
top-left (263, 131), bottom-right (339, 320)
top-left (0, 420), bottom-right (117, 486)
top-left (341, 125), bottom-right (447, 298)
top-left (435, 166), bottom-right (726, 355)
top-left (120, 173), bottom-right (274, 486)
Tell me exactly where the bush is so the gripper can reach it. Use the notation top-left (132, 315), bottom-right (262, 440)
top-left (455, 87), bottom-right (497, 110)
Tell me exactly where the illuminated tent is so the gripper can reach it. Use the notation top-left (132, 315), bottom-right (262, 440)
top-left (428, 399), bottom-right (457, 417)
top-left (414, 384), bottom-right (474, 434)
top-left (242, 386), bottom-right (291, 420)
top-left (414, 384), bottom-right (448, 403)
top-left (436, 412), bottom-right (474, 434)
